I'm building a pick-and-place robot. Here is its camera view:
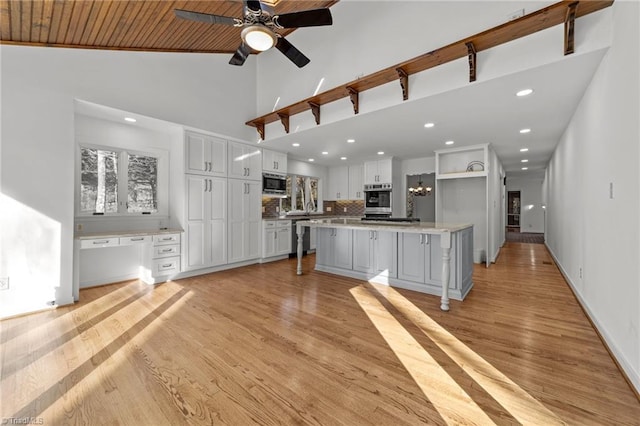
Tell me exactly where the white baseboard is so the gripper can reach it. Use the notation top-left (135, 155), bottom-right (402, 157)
top-left (80, 273), bottom-right (140, 288)
top-left (545, 243), bottom-right (640, 395)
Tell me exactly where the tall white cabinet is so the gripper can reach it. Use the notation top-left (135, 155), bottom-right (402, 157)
top-left (227, 179), bottom-right (262, 263)
top-left (228, 141), bottom-right (262, 180)
top-left (185, 131), bottom-right (227, 176)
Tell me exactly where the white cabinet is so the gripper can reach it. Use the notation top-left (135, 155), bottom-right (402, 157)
top-left (353, 229), bottom-right (397, 278)
top-left (185, 175), bottom-right (227, 271)
top-left (147, 233), bottom-right (182, 281)
top-left (315, 228), bottom-right (352, 270)
top-left (397, 232), bottom-right (449, 285)
top-left (364, 158), bottom-right (392, 184)
top-left (262, 149), bottom-right (288, 175)
top-left (228, 141), bottom-right (262, 181)
top-left (348, 164), bottom-right (364, 200)
top-left (263, 220), bottom-right (291, 258)
top-left (228, 179), bottom-right (262, 263)
top-left (185, 131), bottom-right (227, 176)
top-left (326, 166), bottom-right (349, 200)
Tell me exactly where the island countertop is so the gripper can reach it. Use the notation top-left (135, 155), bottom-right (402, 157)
top-left (295, 218), bottom-right (472, 234)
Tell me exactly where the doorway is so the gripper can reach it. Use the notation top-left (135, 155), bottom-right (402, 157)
top-left (406, 173), bottom-right (435, 222)
top-left (507, 190), bottom-right (521, 233)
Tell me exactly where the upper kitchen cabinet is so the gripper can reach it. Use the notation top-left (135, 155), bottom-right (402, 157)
top-left (364, 158), bottom-right (393, 184)
top-left (348, 164), bottom-right (364, 200)
top-left (185, 131), bottom-right (227, 176)
top-left (326, 166), bottom-right (349, 200)
top-left (262, 149), bottom-right (288, 175)
top-left (228, 141), bottom-right (262, 181)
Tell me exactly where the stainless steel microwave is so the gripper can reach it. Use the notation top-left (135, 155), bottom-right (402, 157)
top-left (262, 173), bottom-right (287, 195)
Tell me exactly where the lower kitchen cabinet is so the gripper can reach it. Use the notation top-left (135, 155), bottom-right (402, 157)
top-left (263, 220), bottom-right (291, 259)
top-left (397, 232), bottom-right (448, 285)
top-left (228, 179), bottom-right (262, 263)
top-left (353, 229), bottom-right (397, 279)
top-left (185, 175), bottom-right (227, 271)
top-left (316, 227), bottom-right (352, 270)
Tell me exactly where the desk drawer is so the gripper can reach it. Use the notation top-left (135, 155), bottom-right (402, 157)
top-left (153, 233), bottom-right (180, 245)
top-left (153, 244), bottom-right (180, 258)
top-left (152, 256), bottom-right (180, 276)
top-left (80, 238), bottom-right (119, 249)
top-left (120, 235), bottom-right (152, 245)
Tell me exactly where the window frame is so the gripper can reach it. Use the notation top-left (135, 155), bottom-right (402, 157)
top-left (282, 174), bottom-right (319, 214)
top-left (75, 143), bottom-right (169, 218)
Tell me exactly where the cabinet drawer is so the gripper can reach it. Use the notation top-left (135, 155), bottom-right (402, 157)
top-left (153, 233), bottom-right (180, 245)
top-left (152, 256), bottom-right (181, 276)
top-left (80, 238), bottom-right (119, 249)
top-left (277, 220), bottom-right (292, 228)
top-left (153, 244), bottom-right (180, 259)
top-left (263, 220), bottom-right (277, 229)
top-left (120, 235), bottom-right (152, 245)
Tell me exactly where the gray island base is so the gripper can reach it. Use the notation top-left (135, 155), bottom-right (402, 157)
top-left (296, 218), bottom-right (474, 311)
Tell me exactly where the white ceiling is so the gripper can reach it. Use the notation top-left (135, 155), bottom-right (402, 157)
top-left (259, 48), bottom-right (607, 176)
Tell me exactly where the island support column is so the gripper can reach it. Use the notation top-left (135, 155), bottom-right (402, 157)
top-left (296, 223), bottom-right (305, 275)
top-left (440, 231), bottom-right (451, 311)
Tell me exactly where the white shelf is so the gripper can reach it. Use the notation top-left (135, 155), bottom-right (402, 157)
top-left (436, 170), bottom-right (488, 180)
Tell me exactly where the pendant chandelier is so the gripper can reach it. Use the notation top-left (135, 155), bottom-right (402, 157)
top-left (408, 179), bottom-right (432, 196)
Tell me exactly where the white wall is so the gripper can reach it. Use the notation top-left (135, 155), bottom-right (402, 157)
top-left (544, 1), bottom-right (639, 392)
top-left (0, 45), bottom-right (257, 318)
top-left (506, 175), bottom-right (545, 233)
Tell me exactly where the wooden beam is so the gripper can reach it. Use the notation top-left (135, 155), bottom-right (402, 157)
top-left (565, 1), bottom-right (579, 55)
top-left (245, 1), bottom-right (613, 134)
top-left (277, 112), bottom-right (290, 133)
top-left (308, 102), bottom-right (320, 125)
top-left (347, 87), bottom-right (359, 115)
top-left (466, 42), bottom-right (477, 82)
top-left (396, 68), bottom-right (409, 101)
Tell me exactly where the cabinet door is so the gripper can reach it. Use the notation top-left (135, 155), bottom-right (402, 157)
top-left (375, 230), bottom-right (397, 278)
top-left (228, 142), bottom-right (247, 179)
top-left (227, 179), bottom-right (247, 263)
top-left (327, 166), bottom-right (349, 200)
top-left (185, 175), bottom-right (207, 269)
top-left (186, 132), bottom-right (227, 176)
top-left (364, 161), bottom-right (378, 184)
top-left (315, 228), bottom-right (333, 266)
top-left (397, 233), bottom-right (426, 283)
top-left (245, 146), bottom-right (263, 181)
top-left (377, 158), bottom-right (393, 183)
top-left (333, 228), bottom-right (353, 270)
top-left (263, 228), bottom-right (277, 258)
top-left (348, 164), bottom-right (364, 200)
top-left (209, 177), bottom-right (227, 266)
top-left (208, 136), bottom-right (227, 176)
top-left (353, 229), bottom-right (373, 273)
top-left (276, 227), bottom-right (291, 255)
top-left (246, 181), bottom-right (262, 259)
top-left (274, 151), bottom-right (287, 174)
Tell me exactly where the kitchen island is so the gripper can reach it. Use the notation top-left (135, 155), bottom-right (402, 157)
top-left (295, 218), bottom-right (474, 311)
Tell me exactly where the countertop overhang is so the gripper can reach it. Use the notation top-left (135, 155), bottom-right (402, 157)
top-left (295, 218), bottom-right (472, 234)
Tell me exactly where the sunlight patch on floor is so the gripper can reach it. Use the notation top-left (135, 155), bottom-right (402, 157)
top-left (350, 286), bottom-right (496, 425)
top-left (369, 284), bottom-right (564, 425)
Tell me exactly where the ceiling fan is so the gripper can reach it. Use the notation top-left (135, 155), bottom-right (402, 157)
top-left (175, 1), bottom-right (333, 68)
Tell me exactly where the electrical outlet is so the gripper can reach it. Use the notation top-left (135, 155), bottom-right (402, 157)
top-left (262, 206), bottom-right (266, 213)
top-left (0, 277), bottom-right (9, 291)
top-left (343, 207), bottom-right (347, 213)
top-left (326, 206), bottom-right (332, 212)
top-left (77, 223), bottom-right (83, 231)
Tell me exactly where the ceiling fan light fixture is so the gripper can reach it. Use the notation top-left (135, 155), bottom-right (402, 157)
top-left (241, 25), bottom-right (276, 51)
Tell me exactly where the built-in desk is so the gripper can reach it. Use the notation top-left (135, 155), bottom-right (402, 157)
top-left (73, 228), bottom-right (183, 301)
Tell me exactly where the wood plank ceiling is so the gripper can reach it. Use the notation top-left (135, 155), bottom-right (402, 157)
top-left (0, 0), bottom-right (338, 53)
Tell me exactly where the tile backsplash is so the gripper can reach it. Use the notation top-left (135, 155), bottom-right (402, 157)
top-left (261, 198), bottom-right (364, 218)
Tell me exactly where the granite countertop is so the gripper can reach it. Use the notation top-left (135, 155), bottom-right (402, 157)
top-left (263, 215), bottom-right (361, 221)
top-left (294, 218), bottom-right (473, 233)
top-left (75, 228), bottom-right (184, 240)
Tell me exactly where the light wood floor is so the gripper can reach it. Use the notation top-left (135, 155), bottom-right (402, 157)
top-left (1, 243), bottom-right (639, 425)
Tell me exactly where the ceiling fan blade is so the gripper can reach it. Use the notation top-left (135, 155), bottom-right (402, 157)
top-left (174, 9), bottom-right (238, 26)
top-left (275, 37), bottom-right (310, 68)
top-left (274, 8), bottom-right (332, 28)
top-left (229, 43), bottom-right (251, 66)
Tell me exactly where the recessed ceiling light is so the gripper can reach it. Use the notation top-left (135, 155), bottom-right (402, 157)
top-left (340, 157), bottom-right (347, 160)
top-left (445, 140), bottom-right (454, 145)
top-left (124, 117), bottom-right (136, 122)
top-left (424, 122), bottom-right (435, 128)
top-left (522, 167), bottom-right (529, 170)
top-left (377, 151), bottom-right (385, 155)
top-left (521, 159), bottom-right (529, 163)
top-left (308, 158), bottom-right (315, 162)
top-left (520, 148), bottom-right (529, 152)
top-left (520, 128), bottom-right (531, 134)
top-left (292, 143), bottom-right (300, 147)
top-left (322, 151), bottom-right (328, 155)
top-left (347, 139), bottom-right (355, 143)
top-left (516, 89), bottom-right (534, 97)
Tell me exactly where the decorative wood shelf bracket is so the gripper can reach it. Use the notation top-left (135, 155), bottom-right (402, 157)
top-left (308, 102), bottom-right (321, 125)
top-left (347, 87), bottom-right (359, 115)
top-left (396, 67), bottom-right (409, 101)
top-left (255, 122), bottom-right (265, 140)
top-left (466, 42), bottom-right (477, 82)
top-left (277, 112), bottom-right (290, 133)
top-left (565, 2), bottom-right (579, 55)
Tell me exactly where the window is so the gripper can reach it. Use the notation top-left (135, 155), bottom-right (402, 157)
top-left (282, 175), bottom-right (319, 213)
top-left (79, 146), bottom-right (162, 215)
